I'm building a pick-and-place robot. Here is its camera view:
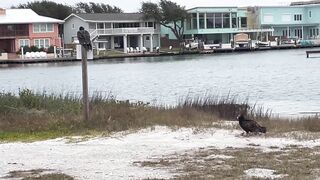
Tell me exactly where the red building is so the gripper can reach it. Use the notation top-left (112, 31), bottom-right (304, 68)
top-left (0, 8), bottom-right (64, 53)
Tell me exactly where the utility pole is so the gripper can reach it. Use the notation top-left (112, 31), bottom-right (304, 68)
top-left (81, 45), bottom-right (89, 121)
top-left (77, 26), bottom-right (92, 122)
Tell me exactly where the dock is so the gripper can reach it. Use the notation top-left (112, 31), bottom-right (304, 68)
top-left (306, 50), bottom-right (320, 58)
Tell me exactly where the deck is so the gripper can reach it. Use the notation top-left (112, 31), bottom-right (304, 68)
top-left (306, 50), bottom-right (320, 58)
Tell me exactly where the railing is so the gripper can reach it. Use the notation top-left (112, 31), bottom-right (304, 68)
top-left (237, 28), bottom-right (274, 32)
top-left (89, 27), bottom-right (156, 40)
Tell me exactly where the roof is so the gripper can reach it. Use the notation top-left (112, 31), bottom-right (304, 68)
top-left (66, 13), bottom-right (148, 22)
top-left (291, 0), bottom-right (320, 6)
top-left (0, 9), bottom-right (64, 24)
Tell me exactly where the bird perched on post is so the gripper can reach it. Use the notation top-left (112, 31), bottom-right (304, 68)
top-left (77, 26), bottom-right (92, 50)
top-left (237, 114), bottom-right (266, 135)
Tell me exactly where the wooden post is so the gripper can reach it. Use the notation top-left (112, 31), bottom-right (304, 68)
top-left (81, 46), bottom-right (90, 121)
top-left (21, 46), bottom-right (24, 59)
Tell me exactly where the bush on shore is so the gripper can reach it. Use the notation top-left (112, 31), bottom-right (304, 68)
top-left (0, 89), bottom-right (319, 141)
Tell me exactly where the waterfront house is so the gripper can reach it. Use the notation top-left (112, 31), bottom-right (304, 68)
top-left (63, 13), bottom-right (161, 53)
top-left (0, 8), bottom-right (63, 53)
top-left (256, 4), bottom-right (320, 41)
top-left (161, 7), bottom-right (273, 47)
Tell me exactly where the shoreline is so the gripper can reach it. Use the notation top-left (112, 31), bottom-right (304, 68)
top-left (1, 44), bottom-right (319, 65)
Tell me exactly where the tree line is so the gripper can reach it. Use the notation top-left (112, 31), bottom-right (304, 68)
top-left (12, 1), bottom-right (123, 20)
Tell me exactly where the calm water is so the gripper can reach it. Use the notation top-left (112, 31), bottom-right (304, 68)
top-left (1, 48), bottom-right (320, 117)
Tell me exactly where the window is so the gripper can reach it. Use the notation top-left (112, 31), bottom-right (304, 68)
top-left (294, 29), bottom-right (302, 38)
top-left (282, 30), bottom-right (287, 37)
top-left (47, 24), bottom-right (53, 31)
top-left (192, 13), bottom-right (197, 29)
top-left (231, 13), bottom-right (237, 28)
top-left (105, 23), bottom-right (112, 28)
top-left (240, 17), bottom-right (247, 28)
top-left (294, 14), bottom-right (302, 21)
top-left (72, 24), bottom-right (75, 29)
top-left (33, 24), bottom-right (54, 33)
top-left (97, 23), bottom-right (104, 29)
top-left (282, 29), bottom-right (290, 37)
top-left (206, 13), bottom-right (214, 29)
top-left (19, 39), bottom-right (30, 47)
top-left (34, 39), bottom-right (50, 48)
top-left (98, 42), bottom-right (104, 49)
top-left (223, 13), bottom-right (230, 28)
top-left (214, 13), bottom-right (222, 28)
top-left (310, 28), bottom-right (319, 37)
top-left (154, 22), bottom-right (157, 29)
top-left (309, 11), bottom-right (312, 18)
top-left (199, 13), bottom-right (205, 29)
top-left (186, 16), bottom-right (192, 30)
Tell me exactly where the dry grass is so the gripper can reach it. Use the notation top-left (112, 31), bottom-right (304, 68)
top-left (137, 146), bottom-right (320, 179)
top-left (3, 169), bottom-right (74, 180)
top-left (0, 89), bottom-right (319, 141)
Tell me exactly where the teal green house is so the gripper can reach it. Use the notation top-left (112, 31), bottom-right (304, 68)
top-left (161, 7), bottom-right (273, 44)
top-left (161, 4), bottom-right (320, 45)
top-left (257, 4), bottom-right (320, 40)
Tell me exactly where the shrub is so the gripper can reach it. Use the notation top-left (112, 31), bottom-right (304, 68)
top-left (47, 45), bottom-right (55, 53)
top-left (0, 49), bottom-right (5, 56)
top-left (30, 46), bottom-right (39, 52)
top-left (16, 46), bottom-right (31, 55)
top-left (39, 47), bottom-right (45, 52)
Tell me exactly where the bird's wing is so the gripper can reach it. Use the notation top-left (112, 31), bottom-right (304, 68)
top-left (242, 120), bottom-right (259, 130)
top-left (84, 31), bottom-right (91, 44)
top-left (77, 31), bottom-right (85, 44)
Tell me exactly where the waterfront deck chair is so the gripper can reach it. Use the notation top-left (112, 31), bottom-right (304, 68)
top-left (30, 52), bottom-right (36, 58)
top-left (136, 47), bottom-right (140, 53)
top-left (35, 52), bottom-right (41, 58)
top-left (25, 52), bottom-right (31, 58)
top-left (130, 47), bottom-right (134, 53)
top-left (142, 47), bottom-right (148, 52)
top-left (40, 51), bottom-right (47, 58)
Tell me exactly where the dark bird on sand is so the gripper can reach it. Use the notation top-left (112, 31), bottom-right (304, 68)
top-left (237, 114), bottom-right (266, 134)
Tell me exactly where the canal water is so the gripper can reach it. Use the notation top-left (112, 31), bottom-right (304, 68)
top-left (1, 48), bottom-right (320, 117)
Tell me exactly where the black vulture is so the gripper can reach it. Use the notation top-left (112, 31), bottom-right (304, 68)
top-left (237, 114), bottom-right (266, 134)
top-left (77, 26), bottom-right (92, 50)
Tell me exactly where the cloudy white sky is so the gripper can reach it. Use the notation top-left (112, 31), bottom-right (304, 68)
top-left (0, 0), bottom-right (310, 12)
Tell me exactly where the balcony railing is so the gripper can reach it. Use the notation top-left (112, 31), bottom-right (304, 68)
top-left (89, 27), bottom-right (156, 39)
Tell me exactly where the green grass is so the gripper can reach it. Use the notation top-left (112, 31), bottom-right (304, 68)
top-left (0, 89), bottom-right (319, 141)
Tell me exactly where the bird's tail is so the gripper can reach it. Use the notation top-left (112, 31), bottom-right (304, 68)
top-left (259, 126), bottom-right (267, 133)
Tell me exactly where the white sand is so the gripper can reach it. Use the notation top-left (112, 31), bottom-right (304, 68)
top-left (1, 126), bottom-right (320, 179)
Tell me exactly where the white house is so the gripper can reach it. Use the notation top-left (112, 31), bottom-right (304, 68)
top-left (63, 13), bottom-right (161, 53)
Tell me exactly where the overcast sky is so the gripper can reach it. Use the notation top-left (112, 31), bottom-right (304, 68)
top-left (0, 0), bottom-right (310, 12)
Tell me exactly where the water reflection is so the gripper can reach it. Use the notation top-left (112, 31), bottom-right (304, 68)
top-left (1, 49), bottom-right (320, 117)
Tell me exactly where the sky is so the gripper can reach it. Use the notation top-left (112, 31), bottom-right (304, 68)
top-left (0, 0), bottom-right (310, 12)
